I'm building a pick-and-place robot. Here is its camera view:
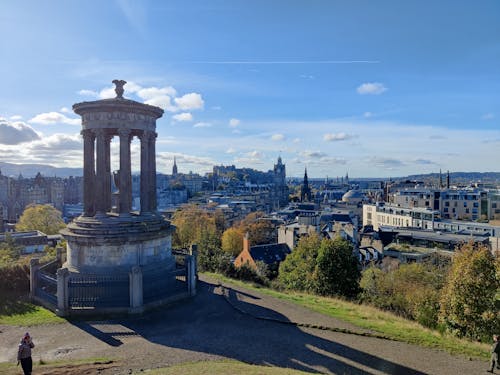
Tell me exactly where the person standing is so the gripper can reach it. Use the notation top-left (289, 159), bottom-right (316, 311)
top-left (17, 332), bottom-right (34, 375)
top-left (489, 334), bottom-right (500, 373)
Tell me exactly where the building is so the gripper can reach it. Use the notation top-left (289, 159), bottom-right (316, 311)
top-left (234, 234), bottom-right (290, 273)
top-left (363, 203), bottom-right (439, 231)
top-left (0, 231), bottom-right (48, 254)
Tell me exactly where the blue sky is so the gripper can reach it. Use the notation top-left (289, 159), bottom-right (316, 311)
top-left (1, 0), bottom-right (499, 178)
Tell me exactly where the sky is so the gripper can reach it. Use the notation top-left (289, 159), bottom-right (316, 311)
top-left (1, 1), bottom-right (499, 178)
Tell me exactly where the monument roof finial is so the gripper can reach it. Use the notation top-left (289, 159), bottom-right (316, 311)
top-left (112, 79), bottom-right (127, 99)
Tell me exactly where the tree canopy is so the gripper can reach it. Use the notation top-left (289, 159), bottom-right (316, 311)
top-left (221, 227), bottom-right (244, 257)
top-left (439, 242), bottom-right (499, 341)
top-left (279, 234), bottom-right (360, 298)
top-left (314, 237), bottom-right (361, 298)
top-left (16, 204), bottom-right (66, 235)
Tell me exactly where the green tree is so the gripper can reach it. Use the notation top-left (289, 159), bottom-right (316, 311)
top-left (360, 262), bottom-right (445, 328)
top-left (171, 204), bottom-right (218, 249)
top-left (221, 227), bottom-right (244, 257)
top-left (278, 233), bottom-right (321, 291)
top-left (237, 211), bottom-right (275, 245)
top-left (16, 204), bottom-right (65, 235)
top-left (313, 237), bottom-right (361, 298)
top-left (0, 233), bottom-right (22, 265)
top-left (439, 243), bottom-right (499, 341)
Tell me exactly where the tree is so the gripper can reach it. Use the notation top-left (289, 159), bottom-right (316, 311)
top-left (16, 204), bottom-right (65, 235)
top-left (237, 211), bottom-right (275, 245)
top-left (171, 204), bottom-right (218, 249)
top-left (0, 233), bottom-right (22, 265)
top-left (360, 262), bottom-right (445, 328)
top-left (221, 227), bottom-right (244, 257)
top-left (278, 233), bottom-right (321, 291)
top-left (313, 236), bottom-right (361, 298)
top-left (439, 242), bottom-right (500, 341)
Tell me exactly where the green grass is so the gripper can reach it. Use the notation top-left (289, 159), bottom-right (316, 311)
top-left (0, 297), bottom-right (64, 326)
top-left (0, 357), bottom-right (113, 374)
top-left (140, 360), bottom-right (314, 375)
top-left (205, 272), bottom-right (490, 360)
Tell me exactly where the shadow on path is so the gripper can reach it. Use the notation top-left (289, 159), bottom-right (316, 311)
top-left (71, 280), bottom-right (428, 375)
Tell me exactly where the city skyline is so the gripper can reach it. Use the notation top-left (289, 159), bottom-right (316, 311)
top-left (1, 1), bottom-right (499, 178)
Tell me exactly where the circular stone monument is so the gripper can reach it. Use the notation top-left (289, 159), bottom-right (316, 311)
top-left (59, 80), bottom-right (180, 313)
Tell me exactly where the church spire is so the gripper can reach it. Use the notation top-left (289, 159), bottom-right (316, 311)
top-left (172, 156), bottom-right (178, 176)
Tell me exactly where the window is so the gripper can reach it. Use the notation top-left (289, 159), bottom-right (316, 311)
top-left (445, 201), bottom-right (450, 207)
top-left (464, 202), bottom-right (467, 207)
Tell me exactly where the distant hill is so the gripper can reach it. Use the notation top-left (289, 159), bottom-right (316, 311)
top-left (404, 172), bottom-right (500, 184)
top-left (0, 162), bottom-right (82, 178)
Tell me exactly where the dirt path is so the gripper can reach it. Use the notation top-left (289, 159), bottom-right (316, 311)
top-left (0, 276), bottom-right (489, 374)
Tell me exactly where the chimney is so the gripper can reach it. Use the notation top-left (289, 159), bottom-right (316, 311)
top-left (243, 232), bottom-right (250, 254)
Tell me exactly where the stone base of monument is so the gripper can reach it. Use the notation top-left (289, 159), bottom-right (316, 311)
top-left (31, 214), bottom-right (197, 317)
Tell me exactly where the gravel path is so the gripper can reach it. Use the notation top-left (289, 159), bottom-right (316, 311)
top-left (0, 276), bottom-right (489, 374)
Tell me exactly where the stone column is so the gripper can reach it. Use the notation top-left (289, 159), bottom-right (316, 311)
top-left (81, 129), bottom-right (95, 216)
top-left (118, 128), bottom-right (132, 214)
top-left (149, 132), bottom-right (158, 211)
top-left (104, 132), bottom-right (112, 213)
top-left (94, 129), bottom-right (107, 215)
top-left (140, 131), bottom-right (151, 214)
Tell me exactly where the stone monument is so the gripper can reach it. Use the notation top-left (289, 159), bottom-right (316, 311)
top-left (54, 80), bottom-right (190, 315)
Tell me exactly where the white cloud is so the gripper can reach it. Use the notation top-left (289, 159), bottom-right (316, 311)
top-left (29, 112), bottom-right (80, 126)
top-left (357, 82), bottom-right (387, 95)
top-left (174, 93), bottom-right (204, 111)
top-left (293, 138), bottom-right (301, 143)
top-left (145, 95), bottom-right (177, 111)
top-left (300, 150), bottom-right (327, 158)
top-left (271, 133), bottom-right (285, 141)
top-left (137, 86), bottom-right (177, 100)
top-left (323, 132), bottom-right (353, 142)
top-left (172, 113), bottom-right (193, 122)
top-left (99, 86), bottom-right (116, 99)
top-left (481, 113), bottom-right (495, 120)
top-left (234, 150), bottom-right (265, 165)
top-left (78, 89), bottom-right (99, 97)
top-left (367, 157), bottom-right (405, 170)
top-left (0, 118), bottom-right (41, 145)
top-left (9, 115), bottom-right (23, 120)
top-left (226, 147), bottom-right (237, 154)
top-left (60, 107), bottom-right (70, 113)
top-left (193, 122), bottom-right (212, 128)
top-left (363, 112), bottom-right (373, 118)
top-left (229, 118), bottom-right (240, 127)
top-left (211, 106), bottom-right (222, 111)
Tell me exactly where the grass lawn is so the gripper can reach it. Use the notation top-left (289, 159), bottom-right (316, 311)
top-left (141, 360), bottom-right (314, 375)
top-left (0, 297), bottom-right (64, 326)
top-left (205, 273), bottom-right (490, 360)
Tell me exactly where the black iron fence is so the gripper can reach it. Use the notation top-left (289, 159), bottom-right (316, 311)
top-left (34, 260), bottom-right (58, 307)
top-left (68, 274), bottom-right (130, 309)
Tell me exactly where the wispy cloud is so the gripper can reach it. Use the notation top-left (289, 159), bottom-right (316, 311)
top-left (271, 133), bottom-right (285, 141)
top-left (323, 133), bottom-right (354, 142)
top-left (193, 122), bottom-right (212, 128)
top-left (189, 60), bottom-right (380, 64)
top-left (481, 113), bottom-right (495, 120)
top-left (229, 118), bottom-right (240, 128)
top-left (172, 112), bottom-right (193, 122)
top-left (357, 82), bottom-right (388, 95)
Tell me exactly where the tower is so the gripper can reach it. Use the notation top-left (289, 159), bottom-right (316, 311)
top-left (172, 156), bottom-right (178, 176)
top-left (300, 168), bottom-right (312, 202)
top-left (272, 156), bottom-right (289, 208)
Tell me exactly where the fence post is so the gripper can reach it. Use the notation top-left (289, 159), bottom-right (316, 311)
top-left (129, 266), bottom-right (143, 313)
top-left (29, 258), bottom-right (40, 300)
top-left (189, 244), bottom-right (198, 281)
top-left (186, 254), bottom-right (196, 297)
top-left (56, 268), bottom-right (69, 317)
